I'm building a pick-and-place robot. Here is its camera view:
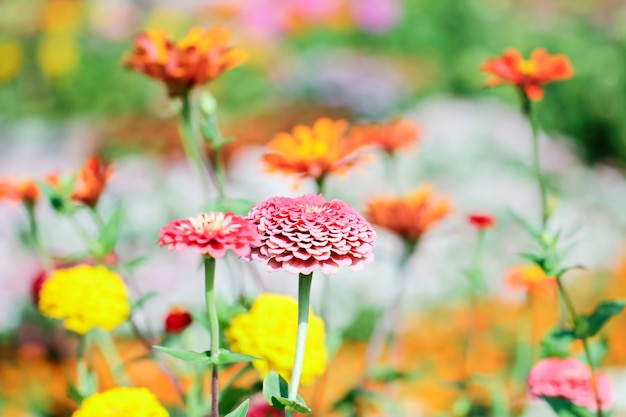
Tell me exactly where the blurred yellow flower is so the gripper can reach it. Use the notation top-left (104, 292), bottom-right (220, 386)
top-left (37, 33), bottom-right (79, 78)
top-left (40, 0), bottom-right (84, 34)
top-left (38, 265), bottom-right (130, 334)
top-left (226, 294), bottom-right (327, 385)
top-left (0, 39), bottom-right (23, 82)
top-left (73, 387), bottom-right (168, 417)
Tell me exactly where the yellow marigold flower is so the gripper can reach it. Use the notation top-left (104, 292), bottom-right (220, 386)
top-left (38, 265), bottom-right (130, 334)
top-left (263, 118), bottom-right (369, 183)
top-left (73, 387), bottom-right (168, 417)
top-left (226, 294), bottom-right (327, 385)
top-left (37, 33), bottom-right (79, 78)
top-left (0, 39), bottom-right (23, 82)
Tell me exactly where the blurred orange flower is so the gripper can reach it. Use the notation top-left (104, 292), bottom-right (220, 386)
top-left (350, 118), bottom-right (420, 156)
top-left (506, 264), bottom-right (556, 292)
top-left (481, 48), bottom-right (573, 101)
top-left (366, 184), bottom-right (452, 245)
top-left (0, 177), bottom-right (39, 204)
top-left (263, 118), bottom-right (368, 183)
top-left (71, 156), bottom-right (112, 207)
top-left (125, 27), bottom-right (247, 97)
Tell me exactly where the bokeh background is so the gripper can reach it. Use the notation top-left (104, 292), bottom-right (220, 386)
top-left (2, 0), bottom-right (626, 416)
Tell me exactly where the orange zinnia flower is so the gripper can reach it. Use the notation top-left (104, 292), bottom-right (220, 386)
top-left (0, 177), bottom-right (39, 204)
top-left (349, 118), bottom-right (420, 156)
top-left (481, 48), bottom-right (573, 101)
top-left (366, 184), bottom-right (452, 245)
top-left (124, 27), bottom-right (247, 97)
top-left (506, 264), bottom-right (556, 292)
top-left (71, 156), bottom-right (112, 208)
top-left (263, 118), bottom-right (368, 183)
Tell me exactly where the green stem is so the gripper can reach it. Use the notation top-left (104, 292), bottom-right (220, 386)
top-left (521, 94), bottom-right (548, 228)
top-left (179, 93), bottom-right (221, 198)
top-left (464, 230), bottom-right (486, 389)
top-left (314, 175), bottom-right (326, 196)
top-left (204, 256), bottom-right (220, 417)
top-left (556, 276), bottom-right (604, 417)
top-left (89, 206), bottom-right (106, 232)
top-left (76, 333), bottom-right (90, 395)
top-left (206, 114), bottom-right (227, 197)
top-left (91, 330), bottom-right (130, 386)
top-left (287, 272), bottom-right (314, 415)
top-left (25, 201), bottom-right (52, 270)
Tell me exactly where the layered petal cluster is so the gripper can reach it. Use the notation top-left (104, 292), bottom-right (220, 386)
top-left (125, 27), bottom-right (247, 96)
top-left (350, 118), bottom-right (420, 156)
top-left (247, 194), bottom-right (376, 274)
top-left (528, 358), bottom-right (613, 412)
top-left (38, 265), bottom-right (130, 334)
top-left (506, 264), bottom-right (556, 293)
top-left (71, 156), bottom-right (112, 207)
top-left (226, 294), bottom-right (327, 385)
top-left (164, 307), bottom-right (193, 334)
top-left (73, 387), bottom-right (169, 417)
top-left (263, 118), bottom-right (369, 182)
top-left (468, 213), bottom-right (496, 230)
top-left (481, 48), bottom-right (573, 101)
top-left (158, 212), bottom-right (260, 258)
top-left (0, 177), bottom-right (39, 204)
top-left (366, 184), bottom-right (451, 245)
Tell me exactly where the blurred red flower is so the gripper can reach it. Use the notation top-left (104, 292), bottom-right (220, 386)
top-left (125, 27), bottom-right (247, 97)
top-left (468, 213), bottom-right (495, 230)
top-left (164, 307), bottom-right (193, 334)
top-left (481, 48), bottom-right (573, 101)
top-left (159, 212), bottom-right (260, 258)
top-left (0, 177), bottom-right (40, 204)
top-left (247, 194), bottom-right (376, 275)
top-left (71, 156), bottom-right (112, 207)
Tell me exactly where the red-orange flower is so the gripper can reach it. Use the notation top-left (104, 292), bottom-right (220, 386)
top-left (71, 156), bottom-right (112, 208)
top-left (125, 27), bottom-right (247, 97)
top-left (481, 48), bottom-right (573, 101)
top-left (506, 264), bottom-right (556, 292)
top-left (0, 177), bottom-right (40, 204)
top-left (468, 213), bottom-right (495, 230)
top-left (349, 118), bottom-right (420, 156)
top-left (263, 118), bottom-right (368, 183)
top-left (164, 307), bottom-right (193, 334)
top-left (366, 184), bottom-right (452, 245)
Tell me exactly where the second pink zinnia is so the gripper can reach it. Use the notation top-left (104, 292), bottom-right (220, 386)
top-left (246, 194), bottom-right (376, 275)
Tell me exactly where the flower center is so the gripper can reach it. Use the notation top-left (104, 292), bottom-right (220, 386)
top-left (302, 204), bottom-right (327, 214)
top-left (518, 59), bottom-right (538, 76)
top-left (188, 213), bottom-right (239, 234)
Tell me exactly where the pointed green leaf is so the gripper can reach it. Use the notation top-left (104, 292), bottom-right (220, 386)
top-left (131, 291), bottom-right (158, 311)
top-left (585, 300), bottom-right (626, 337)
top-left (99, 204), bottom-right (123, 255)
top-left (543, 396), bottom-right (596, 417)
top-left (224, 399), bottom-right (250, 417)
top-left (274, 397), bottom-right (312, 414)
top-left (262, 371), bottom-right (289, 409)
top-left (213, 349), bottom-right (264, 365)
top-left (518, 252), bottom-right (545, 267)
top-left (509, 210), bottom-right (541, 238)
top-left (152, 346), bottom-right (211, 364)
top-left (67, 380), bottom-right (85, 404)
top-left (368, 366), bottom-right (416, 383)
top-left (122, 256), bottom-right (149, 272)
top-left (540, 327), bottom-right (575, 358)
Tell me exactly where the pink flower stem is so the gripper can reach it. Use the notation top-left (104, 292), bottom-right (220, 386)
top-left (204, 256), bottom-right (220, 417)
top-left (286, 272), bottom-right (314, 417)
top-left (556, 276), bottom-right (603, 417)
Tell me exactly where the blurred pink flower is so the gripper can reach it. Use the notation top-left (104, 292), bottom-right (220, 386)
top-left (528, 358), bottom-right (613, 412)
top-left (351, 0), bottom-right (401, 33)
top-left (247, 194), bottom-right (376, 274)
top-left (158, 212), bottom-right (260, 258)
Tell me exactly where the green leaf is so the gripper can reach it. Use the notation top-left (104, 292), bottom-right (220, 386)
top-left (219, 387), bottom-right (254, 416)
top-left (98, 204), bottom-right (123, 255)
top-left (509, 210), bottom-right (541, 239)
top-left (585, 300), bottom-right (626, 337)
top-left (152, 346), bottom-right (211, 364)
top-left (262, 371), bottom-right (289, 410)
top-left (368, 366), bottom-right (416, 383)
top-left (131, 291), bottom-right (158, 311)
top-left (224, 400), bottom-right (250, 417)
top-left (121, 256), bottom-right (149, 271)
top-left (212, 349), bottom-right (264, 365)
top-left (574, 316), bottom-right (590, 339)
top-left (67, 380), bottom-right (85, 404)
top-left (39, 181), bottom-right (75, 213)
top-left (540, 327), bottom-right (575, 358)
top-left (543, 396), bottom-right (596, 417)
top-left (274, 397), bottom-right (312, 414)
top-left (518, 252), bottom-right (545, 267)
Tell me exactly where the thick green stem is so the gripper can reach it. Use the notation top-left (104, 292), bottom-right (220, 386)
top-left (204, 256), bottom-right (220, 417)
top-left (556, 276), bottom-right (604, 417)
top-left (521, 95), bottom-right (548, 228)
top-left (76, 333), bottom-right (90, 395)
top-left (179, 93), bottom-right (222, 198)
top-left (287, 272), bottom-right (314, 410)
top-left (314, 175), bottom-right (326, 196)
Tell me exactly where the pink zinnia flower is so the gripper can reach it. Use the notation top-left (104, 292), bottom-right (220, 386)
top-left (247, 194), bottom-right (376, 275)
top-left (528, 358), bottom-right (613, 412)
top-left (158, 212), bottom-right (261, 258)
